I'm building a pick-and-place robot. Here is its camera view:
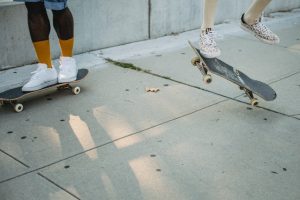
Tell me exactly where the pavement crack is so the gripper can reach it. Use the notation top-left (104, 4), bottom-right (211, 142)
top-left (268, 71), bottom-right (300, 85)
top-left (0, 149), bottom-right (30, 168)
top-left (105, 58), bottom-right (152, 73)
top-left (290, 114), bottom-right (300, 117)
top-left (38, 173), bottom-right (81, 200)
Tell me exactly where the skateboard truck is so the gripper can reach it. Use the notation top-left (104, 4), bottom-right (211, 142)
top-left (240, 86), bottom-right (259, 106)
top-left (191, 57), bottom-right (212, 84)
top-left (12, 102), bottom-right (24, 113)
top-left (58, 85), bottom-right (81, 95)
top-left (1, 99), bottom-right (24, 113)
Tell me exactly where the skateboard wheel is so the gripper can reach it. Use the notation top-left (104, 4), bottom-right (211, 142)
top-left (14, 103), bottom-right (24, 113)
top-left (203, 75), bottom-right (212, 84)
top-left (191, 57), bottom-right (200, 66)
top-left (72, 86), bottom-right (81, 95)
top-left (251, 98), bottom-right (259, 106)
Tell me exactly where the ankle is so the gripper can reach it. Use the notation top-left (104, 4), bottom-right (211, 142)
top-left (242, 13), bottom-right (256, 25)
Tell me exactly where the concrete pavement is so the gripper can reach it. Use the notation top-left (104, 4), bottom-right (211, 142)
top-left (0, 9), bottom-right (300, 200)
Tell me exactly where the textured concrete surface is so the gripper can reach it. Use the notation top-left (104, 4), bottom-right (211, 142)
top-left (0, 1), bottom-right (300, 69)
top-left (0, 10), bottom-right (300, 200)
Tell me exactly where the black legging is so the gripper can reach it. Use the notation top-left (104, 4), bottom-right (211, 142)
top-left (25, 2), bottom-right (74, 42)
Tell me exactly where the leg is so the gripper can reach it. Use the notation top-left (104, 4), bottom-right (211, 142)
top-left (25, 2), bottom-right (52, 68)
top-left (240, 0), bottom-right (279, 44)
top-left (201, 0), bottom-right (218, 30)
top-left (199, 0), bottom-right (220, 58)
top-left (244, 0), bottom-right (271, 24)
top-left (22, 2), bottom-right (58, 92)
top-left (52, 7), bottom-right (74, 57)
top-left (51, 6), bottom-right (77, 83)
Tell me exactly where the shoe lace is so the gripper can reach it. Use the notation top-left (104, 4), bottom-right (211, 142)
top-left (202, 31), bottom-right (217, 47)
top-left (254, 21), bottom-right (273, 35)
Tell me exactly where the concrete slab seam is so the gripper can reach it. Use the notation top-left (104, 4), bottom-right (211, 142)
top-left (37, 173), bottom-right (81, 200)
top-left (148, 0), bottom-right (151, 39)
top-left (0, 149), bottom-right (30, 168)
top-left (268, 71), bottom-right (300, 85)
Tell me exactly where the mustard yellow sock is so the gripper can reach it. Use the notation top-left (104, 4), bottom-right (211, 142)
top-left (59, 38), bottom-right (74, 57)
top-left (33, 40), bottom-right (52, 68)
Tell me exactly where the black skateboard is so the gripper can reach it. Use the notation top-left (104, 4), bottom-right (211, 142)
top-left (0, 69), bottom-right (88, 112)
top-left (188, 41), bottom-right (276, 106)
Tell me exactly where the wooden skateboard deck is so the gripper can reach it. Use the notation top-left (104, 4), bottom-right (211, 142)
top-left (188, 41), bottom-right (276, 106)
top-left (0, 68), bottom-right (88, 112)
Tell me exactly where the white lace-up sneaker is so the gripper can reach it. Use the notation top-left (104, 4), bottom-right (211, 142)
top-left (22, 63), bottom-right (58, 92)
top-left (199, 28), bottom-right (221, 58)
top-left (58, 57), bottom-right (78, 83)
top-left (240, 14), bottom-right (280, 44)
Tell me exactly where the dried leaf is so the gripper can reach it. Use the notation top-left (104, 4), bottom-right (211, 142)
top-left (146, 87), bottom-right (160, 93)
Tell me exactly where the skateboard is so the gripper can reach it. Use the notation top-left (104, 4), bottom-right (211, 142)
top-left (188, 41), bottom-right (276, 106)
top-left (0, 69), bottom-right (88, 112)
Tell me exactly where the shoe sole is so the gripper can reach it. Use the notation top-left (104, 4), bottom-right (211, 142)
top-left (58, 76), bottom-right (76, 83)
top-left (199, 50), bottom-right (221, 58)
top-left (22, 79), bottom-right (58, 92)
top-left (240, 23), bottom-right (280, 45)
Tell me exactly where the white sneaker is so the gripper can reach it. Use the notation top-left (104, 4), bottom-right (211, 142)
top-left (240, 14), bottom-right (280, 45)
top-left (199, 28), bottom-right (221, 58)
top-left (22, 63), bottom-right (58, 92)
top-left (58, 57), bottom-right (78, 83)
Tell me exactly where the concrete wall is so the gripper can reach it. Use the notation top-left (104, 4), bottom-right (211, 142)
top-left (0, 0), bottom-right (300, 69)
